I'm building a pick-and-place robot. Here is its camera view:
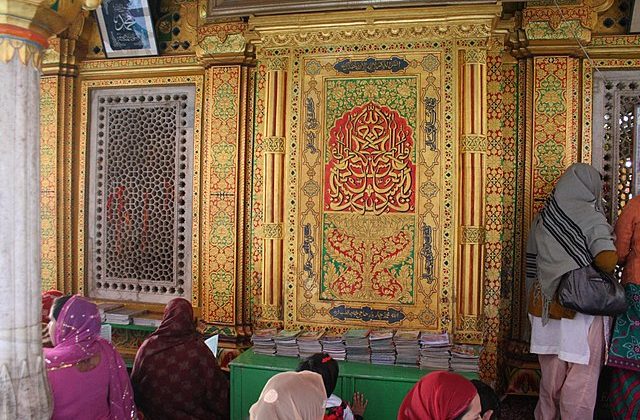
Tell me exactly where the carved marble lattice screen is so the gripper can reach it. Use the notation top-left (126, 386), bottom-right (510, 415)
top-left (592, 71), bottom-right (640, 221)
top-left (87, 86), bottom-right (195, 303)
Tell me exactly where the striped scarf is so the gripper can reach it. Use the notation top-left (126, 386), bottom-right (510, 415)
top-left (526, 163), bottom-right (615, 323)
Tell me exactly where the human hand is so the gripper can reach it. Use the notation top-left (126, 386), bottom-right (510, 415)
top-left (594, 250), bottom-right (618, 273)
top-left (351, 392), bottom-right (368, 417)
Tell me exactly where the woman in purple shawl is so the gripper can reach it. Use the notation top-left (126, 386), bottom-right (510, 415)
top-left (44, 295), bottom-right (137, 420)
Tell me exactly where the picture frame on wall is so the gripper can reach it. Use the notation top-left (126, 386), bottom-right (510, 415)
top-left (95, 0), bottom-right (159, 58)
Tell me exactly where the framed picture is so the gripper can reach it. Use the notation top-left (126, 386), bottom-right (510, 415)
top-left (95, 0), bottom-right (158, 58)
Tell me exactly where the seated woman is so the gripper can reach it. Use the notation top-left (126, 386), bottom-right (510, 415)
top-left (250, 371), bottom-right (327, 420)
top-left (41, 289), bottom-right (63, 348)
top-left (297, 353), bottom-right (368, 420)
top-left (131, 298), bottom-right (229, 420)
top-left (45, 295), bottom-right (137, 420)
top-left (397, 371), bottom-right (481, 420)
top-left (470, 379), bottom-right (500, 420)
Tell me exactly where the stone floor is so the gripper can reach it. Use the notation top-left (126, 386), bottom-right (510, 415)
top-left (500, 395), bottom-right (536, 420)
top-left (499, 367), bottom-right (615, 420)
top-left (499, 395), bottom-right (614, 420)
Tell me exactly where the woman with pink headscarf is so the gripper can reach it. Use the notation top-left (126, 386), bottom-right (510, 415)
top-left (397, 371), bottom-right (482, 420)
top-left (44, 295), bottom-right (137, 419)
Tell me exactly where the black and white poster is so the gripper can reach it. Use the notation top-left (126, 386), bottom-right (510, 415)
top-left (95, 0), bottom-right (158, 58)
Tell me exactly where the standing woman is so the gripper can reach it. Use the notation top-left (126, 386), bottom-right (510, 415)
top-left (131, 297), bottom-right (229, 419)
top-left (527, 163), bottom-right (617, 419)
top-left (608, 195), bottom-right (640, 418)
top-left (45, 295), bottom-right (137, 419)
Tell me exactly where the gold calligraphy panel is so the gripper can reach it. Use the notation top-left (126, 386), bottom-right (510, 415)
top-left (295, 52), bottom-right (444, 330)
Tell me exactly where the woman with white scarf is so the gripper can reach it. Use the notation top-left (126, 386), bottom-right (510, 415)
top-left (527, 163), bottom-right (617, 420)
top-left (250, 371), bottom-right (327, 420)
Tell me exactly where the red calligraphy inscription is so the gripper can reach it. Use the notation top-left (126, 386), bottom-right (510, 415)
top-left (324, 102), bottom-right (415, 214)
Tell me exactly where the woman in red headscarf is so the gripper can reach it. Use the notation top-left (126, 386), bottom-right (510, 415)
top-left (397, 371), bottom-right (482, 420)
top-left (131, 298), bottom-right (229, 420)
top-left (41, 290), bottom-right (63, 348)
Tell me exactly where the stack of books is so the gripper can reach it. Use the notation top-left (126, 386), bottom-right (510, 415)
top-left (132, 312), bottom-right (164, 328)
top-left (450, 344), bottom-right (483, 373)
top-left (104, 307), bottom-right (145, 325)
top-left (419, 332), bottom-right (451, 370)
top-left (321, 334), bottom-right (346, 360)
top-left (369, 329), bottom-right (396, 365)
top-left (344, 328), bottom-right (371, 363)
top-left (97, 303), bottom-right (123, 322)
top-left (297, 330), bottom-right (325, 359)
top-left (393, 330), bottom-right (421, 366)
top-left (251, 328), bottom-right (277, 355)
top-left (274, 329), bottom-right (301, 357)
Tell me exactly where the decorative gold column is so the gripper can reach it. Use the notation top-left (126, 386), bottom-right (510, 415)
top-left (456, 48), bottom-right (487, 344)
top-left (0, 1), bottom-right (99, 417)
top-left (200, 63), bottom-right (253, 332)
top-left (195, 26), bottom-right (256, 341)
top-left (40, 23), bottom-right (86, 293)
top-left (261, 60), bottom-right (287, 323)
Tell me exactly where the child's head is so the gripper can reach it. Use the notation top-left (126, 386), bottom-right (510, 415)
top-left (297, 353), bottom-right (339, 398)
top-left (471, 379), bottom-right (500, 420)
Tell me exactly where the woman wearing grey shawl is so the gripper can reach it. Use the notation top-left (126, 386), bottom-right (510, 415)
top-left (527, 163), bottom-right (617, 420)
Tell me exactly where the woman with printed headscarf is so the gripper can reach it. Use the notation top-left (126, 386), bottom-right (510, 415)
top-left (607, 194), bottom-right (640, 418)
top-left (45, 295), bottom-right (137, 419)
top-left (397, 371), bottom-right (482, 420)
top-left (526, 163), bottom-right (617, 419)
top-left (131, 297), bottom-right (229, 420)
top-left (250, 371), bottom-right (327, 420)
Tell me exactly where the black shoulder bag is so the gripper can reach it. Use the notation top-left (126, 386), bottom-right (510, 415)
top-left (557, 265), bottom-right (627, 316)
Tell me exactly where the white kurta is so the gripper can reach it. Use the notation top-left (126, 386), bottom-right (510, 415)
top-left (529, 313), bottom-right (599, 365)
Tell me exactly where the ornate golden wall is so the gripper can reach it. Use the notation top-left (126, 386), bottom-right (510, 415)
top-left (38, 0), bottom-right (640, 386)
top-left (244, 6), bottom-right (508, 383)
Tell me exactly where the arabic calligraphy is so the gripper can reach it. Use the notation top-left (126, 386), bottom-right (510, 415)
top-left (305, 97), bottom-right (319, 130)
top-left (329, 305), bottom-right (406, 323)
top-left (423, 97), bottom-right (438, 151)
top-left (420, 224), bottom-right (435, 282)
top-left (302, 224), bottom-right (315, 281)
top-left (333, 57), bottom-right (409, 74)
top-left (114, 14), bottom-right (135, 31)
top-left (101, 0), bottom-right (150, 51)
top-left (324, 101), bottom-right (415, 215)
top-left (305, 97), bottom-right (319, 153)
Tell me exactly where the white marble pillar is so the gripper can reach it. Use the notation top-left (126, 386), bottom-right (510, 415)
top-left (0, 55), bottom-right (51, 418)
top-left (0, 1), bottom-right (100, 418)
